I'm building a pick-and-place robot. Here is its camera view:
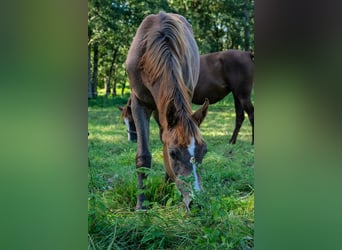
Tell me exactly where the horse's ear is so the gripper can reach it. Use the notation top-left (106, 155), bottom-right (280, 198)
top-left (118, 98), bottom-right (132, 111)
top-left (166, 101), bottom-right (179, 129)
top-left (192, 98), bottom-right (209, 127)
top-left (127, 98), bottom-right (132, 107)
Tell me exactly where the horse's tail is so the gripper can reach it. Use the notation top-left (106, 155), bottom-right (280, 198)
top-left (249, 50), bottom-right (254, 62)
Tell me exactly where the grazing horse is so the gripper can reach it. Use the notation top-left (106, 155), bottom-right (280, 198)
top-left (120, 49), bottom-right (254, 144)
top-left (125, 12), bottom-right (209, 211)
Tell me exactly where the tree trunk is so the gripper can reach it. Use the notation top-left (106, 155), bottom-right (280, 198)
top-left (112, 77), bottom-right (117, 97)
top-left (121, 80), bottom-right (126, 96)
top-left (91, 42), bottom-right (99, 97)
top-left (105, 77), bottom-right (110, 96)
top-left (111, 58), bottom-right (118, 97)
top-left (214, 23), bottom-right (222, 52)
top-left (244, 0), bottom-right (251, 51)
top-left (106, 48), bottom-right (118, 96)
top-left (104, 76), bottom-right (109, 98)
top-left (88, 42), bottom-right (93, 99)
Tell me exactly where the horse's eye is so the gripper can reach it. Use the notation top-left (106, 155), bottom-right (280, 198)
top-left (169, 149), bottom-right (177, 159)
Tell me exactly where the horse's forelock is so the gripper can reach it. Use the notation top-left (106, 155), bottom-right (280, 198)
top-left (175, 117), bottom-right (203, 146)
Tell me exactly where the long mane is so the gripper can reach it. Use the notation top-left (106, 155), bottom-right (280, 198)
top-left (139, 12), bottom-right (201, 146)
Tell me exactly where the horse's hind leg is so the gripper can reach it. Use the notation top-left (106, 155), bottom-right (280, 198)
top-left (229, 93), bottom-right (245, 144)
top-left (236, 94), bottom-right (254, 144)
top-left (245, 100), bottom-right (254, 144)
top-left (241, 97), bottom-right (254, 144)
top-left (131, 95), bottom-right (153, 210)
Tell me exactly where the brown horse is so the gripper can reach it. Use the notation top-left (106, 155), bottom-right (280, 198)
top-left (125, 12), bottom-right (208, 211)
top-left (194, 50), bottom-right (254, 144)
top-left (120, 49), bottom-right (254, 144)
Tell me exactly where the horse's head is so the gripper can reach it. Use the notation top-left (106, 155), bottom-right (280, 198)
top-left (118, 98), bottom-right (137, 142)
top-left (161, 99), bottom-right (209, 207)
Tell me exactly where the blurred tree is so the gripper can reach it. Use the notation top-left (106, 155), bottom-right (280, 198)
top-left (88, 0), bottom-right (254, 98)
top-left (169, 0), bottom-right (254, 53)
top-left (88, 26), bottom-right (93, 99)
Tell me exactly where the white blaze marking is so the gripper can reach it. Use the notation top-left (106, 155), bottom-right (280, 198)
top-left (193, 163), bottom-right (200, 191)
top-left (187, 137), bottom-right (195, 156)
top-left (187, 137), bottom-right (200, 191)
top-left (124, 118), bottom-right (130, 141)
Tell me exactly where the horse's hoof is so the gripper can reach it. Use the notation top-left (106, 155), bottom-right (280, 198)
top-left (135, 204), bottom-right (148, 211)
top-left (135, 207), bottom-right (147, 212)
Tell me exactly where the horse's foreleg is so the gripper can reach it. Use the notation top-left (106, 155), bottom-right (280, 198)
top-left (229, 94), bottom-right (245, 144)
top-left (131, 96), bottom-right (152, 210)
top-left (136, 154), bottom-right (151, 210)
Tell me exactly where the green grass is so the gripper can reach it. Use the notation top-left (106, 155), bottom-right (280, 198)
top-left (88, 92), bottom-right (254, 249)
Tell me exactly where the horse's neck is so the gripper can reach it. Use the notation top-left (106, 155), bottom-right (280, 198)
top-left (157, 103), bottom-right (171, 129)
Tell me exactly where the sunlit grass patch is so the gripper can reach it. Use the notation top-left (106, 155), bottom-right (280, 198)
top-left (88, 93), bottom-right (254, 249)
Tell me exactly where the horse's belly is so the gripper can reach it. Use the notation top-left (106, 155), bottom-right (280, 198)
top-left (193, 80), bottom-right (229, 105)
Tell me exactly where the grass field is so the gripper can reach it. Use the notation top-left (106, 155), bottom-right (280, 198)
top-left (88, 92), bottom-right (254, 249)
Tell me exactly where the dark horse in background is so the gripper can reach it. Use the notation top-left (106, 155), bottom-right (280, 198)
top-left (125, 12), bottom-right (209, 211)
top-left (120, 49), bottom-right (254, 144)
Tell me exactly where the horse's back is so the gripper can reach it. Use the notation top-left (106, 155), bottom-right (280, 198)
top-left (125, 14), bottom-right (158, 80)
top-left (193, 50), bottom-right (254, 104)
top-left (126, 12), bottom-right (199, 105)
top-left (221, 50), bottom-right (253, 75)
top-left (126, 12), bottom-right (197, 77)
top-left (208, 50), bottom-right (253, 90)
top-left (222, 50), bottom-right (254, 95)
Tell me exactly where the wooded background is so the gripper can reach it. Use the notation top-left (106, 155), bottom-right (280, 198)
top-left (88, 0), bottom-right (254, 98)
